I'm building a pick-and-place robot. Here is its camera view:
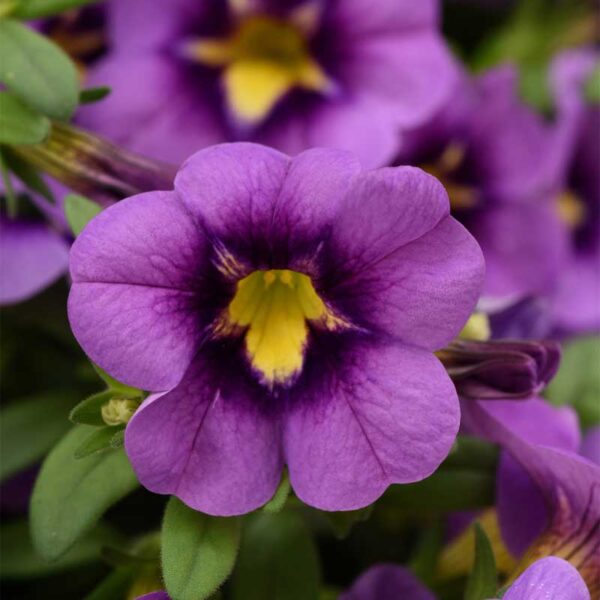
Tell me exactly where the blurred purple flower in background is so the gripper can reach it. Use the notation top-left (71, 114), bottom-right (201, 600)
top-left (67, 143), bottom-right (484, 515)
top-left (78, 0), bottom-right (456, 167)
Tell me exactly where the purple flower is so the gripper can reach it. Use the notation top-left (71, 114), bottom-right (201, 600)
top-left (463, 399), bottom-right (600, 594)
top-left (68, 143), bottom-right (484, 515)
top-left (78, 0), bottom-right (456, 168)
top-left (549, 49), bottom-right (600, 335)
top-left (136, 593), bottom-right (169, 600)
top-left (400, 65), bottom-right (568, 302)
top-left (340, 557), bottom-right (590, 599)
top-left (580, 427), bottom-right (600, 466)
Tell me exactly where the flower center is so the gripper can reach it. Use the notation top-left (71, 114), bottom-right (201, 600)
top-left (556, 190), bottom-right (586, 228)
top-left (216, 269), bottom-right (344, 387)
top-left (184, 15), bottom-right (330, 124)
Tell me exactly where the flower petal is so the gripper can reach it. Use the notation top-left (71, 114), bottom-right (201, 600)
top-left (0, 219), bottom-right (69, 305)
top-left (125, 350), bottom-right (282, 516)
top-left (323, 168), bottom-right (484, 349)
top-left (340, 564), bottom-right (435, 600)
top-left (175, 144), bottom-right (361, 268)
top-left (69, 191), bottom-right (207, 390)
top-left (284, 337), bottom-right (459, 511)
top-left (504, 557), bottom-right (590, 600)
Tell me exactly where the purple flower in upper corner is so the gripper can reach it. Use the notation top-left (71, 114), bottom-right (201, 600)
top-left (548, 49), bottom-right (600, 336)
top-left (78, 0), bottom-right (457, 168)
top-left (67, 143), bottom-right (484, 515)
top-left (463, 399), bottom-right (600, 594)
top-left (398, 65), bottom-right (569, 304)
top-left (340, 557), bottom-right (590, 600)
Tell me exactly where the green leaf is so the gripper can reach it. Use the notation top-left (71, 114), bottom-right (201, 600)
top-left (0, 147), bottom-right (18, 217)
top-left (74, 425), bottom-right (125, 459)
top-left (162, 497), bottom-right (241, 600)
top-left (92, 363), bottom-right (142, 396)
top-left (31, 425), bottom-right (139, 560)
top-left (380, 469), bottom-right (495, 515)
top-left (70, 390), bottom-right (114, 427)
top-left (110, 428), bottom-right (125, 448)
top-left (83, 568), bottom-right (135, 600)
top-left (231, 511), bottom-right (320, 600)
top-left (0, 19), bottom-right (79, 121)
top-left (546, 336), bottom-right (600, 428)
top-left (443, 436), bottom-right (499, 471)
top-left (409, 522), bottom-right (444, 586)
top-left (262, 471), bottom-right (291, 513)
top-left (2, 147), bottom-right (54, 202)
top-left (80, 86), bottom-right (111, 104)
top-left (0, 520), bottom-right (118, 579)
top-left (0, 393), bottom-right (75, 482)
top-left (464, 523), bottom-right (497, 600)
top-left (324, 506), bottom-right (373, 540)
top-left (12, 0), bottom-right (99, 19)
top-left (0, 90), bottom-right (50, 145)
top-left (64, 193), bottom-right (103, 236)
top-left (584, 63), bottom-right (600, 105)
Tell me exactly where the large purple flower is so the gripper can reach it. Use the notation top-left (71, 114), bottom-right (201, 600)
top-left (68, 144), bottom-right (484, 515)
top-left (78, 0), bottom-right (456, 168)
top-left (341, 557), bottom-right (590, 600)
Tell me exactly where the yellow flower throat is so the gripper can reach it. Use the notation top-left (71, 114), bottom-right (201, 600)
top-left (216, 270), bottom-right (346, 387)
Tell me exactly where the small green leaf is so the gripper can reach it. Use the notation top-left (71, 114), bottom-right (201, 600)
top-left (409, 522), bottom-right (444, 586)
top-left (546, 336), bottom-right (600, 427)
top-left (2, 148), bottom-right (54, 202)
top-left (83, 568), bottom-right (136, 600)
top-left (0, 520), bottom-right (118, 579)
top-left (0, 90), bottom-right (50, 145)
top-left (464, 523), bottom-right (497, 600)
top-left (110, 428), bottom-right (125, 448)
top-left (74, 425), bottom-right (124, 459)
top-left (31, 425), bottom-right (139, 560)
top-left (80, 86), bottom-right (111, 104)
top-left (0, 393), bottom-right (75, 482)
top-left (262, 471), bottom-right (290, 513)
top-left (0, 147), bottom-right (18, 217)
top-left (324, 506), bottom-right (373, 540)
top-left (584, 64), bottom-right (600, 105)
top-left (162, 497), bottom-right (241, 600)
top-left (92, 363), bottom-right (142, 396)
top-left (12, 0), bottom-right (99, 19)
top-left (70, 390), bottom-right (115, 427)
top-left (0, 19), bottom-right (79, 121)
top-left (231, 511), bottom-right (320, 600)
top-left (64, 193), bottom-right (102, 236)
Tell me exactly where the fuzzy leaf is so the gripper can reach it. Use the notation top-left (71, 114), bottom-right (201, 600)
top-left (0, 90), bottom-right (50, 145)
top-left (162, 497), bottom-right (241, 600)
top-left (74, 425), bottom-right (124, 459)
top-left (31, 425), bottom-right (139, 560)
top-left (64, 194), bottom-right (103, 236)
top-left (69, 390), bottom-right (114, 427)
top-left (80, 86), bottom-right (111, 104)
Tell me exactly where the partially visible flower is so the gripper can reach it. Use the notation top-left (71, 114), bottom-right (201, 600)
top-left (463, 399), bottom-right (600, 594)
top-left (68, 143), bottom-right (484, 515)
top-left (340, 557), bottom-right (590, 599)
top-left (580, 426), bottom-right (600, 466)
top-left (79, 0), bottom-right (456, 167)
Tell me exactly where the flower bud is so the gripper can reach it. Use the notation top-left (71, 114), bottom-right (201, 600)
top-left (101, 397), bottom-right (139, 426)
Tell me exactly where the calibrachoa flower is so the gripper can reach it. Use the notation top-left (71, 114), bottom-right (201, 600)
top-left (341, 557), bottom-right (591, 599)
top-left (78, 0), bottom-right (456, 167)
top-left (68, 143), bottom-right (484, 515)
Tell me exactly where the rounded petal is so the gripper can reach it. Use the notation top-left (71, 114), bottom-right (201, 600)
top-left (125, 351), bottom-right (282, 516)
top-left (283, 338), bottom-right (459, 511)
top-left (79, 55), bottom-right (224, 164)
top-left (504, 557), bottom-right (590, 600)
top-left (0, 219), bottom-right (69, 305)
top-left (175, 144), bottom-right (361, 268)
top-left (340, 564), bottom-right (435, 600)
top-left (324, 167), bottom-right (484, 349)
top-left (68, 191), bottom-right (207, 390)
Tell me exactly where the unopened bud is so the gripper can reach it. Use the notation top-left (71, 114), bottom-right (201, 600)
top-left (101, 397), bottom-right (139, 426)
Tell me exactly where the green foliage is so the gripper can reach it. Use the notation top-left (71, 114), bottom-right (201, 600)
top-left (11, 0), bottom-right (100, 19)
top-left (584, 63), bottom-right (600, 105)
top-left (0, 90), bottom-right (50, 145)
top-left (546, 336), bottom-right (600, 428)
top-left (80, 86), bottom-right (112, 105)
top-left (1, 520), bottom-right (118, 579)
top-left (231, 511), bottom-right (320, 600)
top-left (74, 425), bottom-right (126, 459)
top-left (70, 391), bottom-right (115, 427)
top-left (83, 569), bottom-right (136, 600)
top-left (92, 363), bottom-right (143, 397)
top-left (30, 425), bottom-right (139, 560)
top-left (64, 194), bottom-right (103, 236)
top-left (324, 506), bottom-right (373, 540)
top-left (0, 19), bottom-right (79, 121)
top-left (2, 147), bottom-right (55, 201)
top-left (464, 523), bottom-right (497, 600)
top-left (0, 392), bottom-right (75, 482)
top-left (262, 471), bottom-right (291, 513)
top-left (162, 497), bottom-right (241, 600)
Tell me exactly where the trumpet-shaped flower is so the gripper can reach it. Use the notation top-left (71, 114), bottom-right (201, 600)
top-left (78, 0), bottom-right (456, 167)
top-left (68, 144), bottom-right (484, 515)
